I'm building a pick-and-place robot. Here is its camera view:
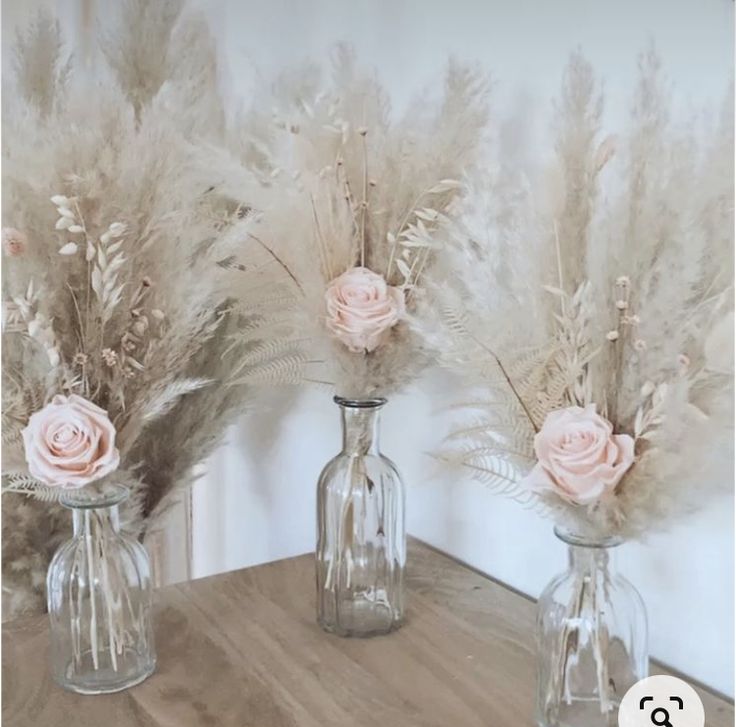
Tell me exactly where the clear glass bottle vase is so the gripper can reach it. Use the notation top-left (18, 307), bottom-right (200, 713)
top-left (536, 527), bottom-right (648, 727)
top-left (46, 484), bottom-right (156, 694)
top-left (316, 396), bottom-right (406, 637)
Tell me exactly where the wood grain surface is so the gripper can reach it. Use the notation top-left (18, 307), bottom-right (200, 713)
top-left (3, 540), bottom-right (733, 727)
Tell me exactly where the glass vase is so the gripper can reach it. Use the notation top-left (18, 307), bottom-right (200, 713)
top-left (536, 527), bottom-right (648, 727)
top-left (316, 396), bottom-right (406, 637)
top-left (46, 484), bottom-right (156, 694)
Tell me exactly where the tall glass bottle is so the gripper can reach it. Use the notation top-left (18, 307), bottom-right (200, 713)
top-left (536, 527), bottom-right (648, 727)
top-left (47, 484), bottom-right (156, 694)
top-left (316, 396), bottom-right (406, 637)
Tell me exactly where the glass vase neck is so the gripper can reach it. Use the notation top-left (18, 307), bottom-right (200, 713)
top-left (334, 396), bottom-right (386, 456)
top-left (61, 484), bottom-right (128, 537)
top-left (554, 526), bottom-right (622, 572)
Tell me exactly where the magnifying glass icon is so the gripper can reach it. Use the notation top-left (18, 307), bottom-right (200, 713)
top-left (650, 707), bottom-right (673, 727)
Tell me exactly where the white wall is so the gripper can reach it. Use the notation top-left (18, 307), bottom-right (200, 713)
top-left (190, 0), bottom-right (735, 697)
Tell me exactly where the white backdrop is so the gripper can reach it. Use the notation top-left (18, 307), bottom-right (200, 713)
top-left (3, 0), bottom-right (733, 699)
top-left (189, 0), bottom-right (735, 697)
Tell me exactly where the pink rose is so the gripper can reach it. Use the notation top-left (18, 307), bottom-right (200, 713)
top-left (521, 404), bottom-right (634, 505)
top-left (2, 227), bottom-right (26, 257)
top-left (22, 394), bottom-right (120, 488)
top-left (324, 266), bottom-right (405, 353)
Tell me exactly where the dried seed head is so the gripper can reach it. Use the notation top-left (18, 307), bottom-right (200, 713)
top-left (73, 352), bottom-right (89, 366)
top-left (594, 134), bottom-right (618, 172)
top-left (615, 275), bottom-right (630, 287)
top-left (357, 126), bottom-right (368, 136)
top-left (101, 348), bottom-right (118, 367)
top-left (615, 299), bottom-right (628, 310)
top-left (641, 381), bottom-right (656, 397)
top-left (634, 338), bottom-right (647, 351)
top-left (58, 242), bottom-right (78, 256)
top-left (2, 227), bottom-right (27, 257)
top-left (606, 330), bottom-right (620, 342)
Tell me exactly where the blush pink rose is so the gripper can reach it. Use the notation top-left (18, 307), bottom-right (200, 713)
top-left (21, 394), bottom-right (120, 488)
top-left (324, 266), bottom-right (405, 353)
top-left (521, 404), bottom-right (635, 505)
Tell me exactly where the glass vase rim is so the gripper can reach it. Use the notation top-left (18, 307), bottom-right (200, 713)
top-left (333, 395), bottom-right (387, 409)
top-left (553, 525), bottom-right (623, 549)
top-left (59, 483), bottom-right (129, 510)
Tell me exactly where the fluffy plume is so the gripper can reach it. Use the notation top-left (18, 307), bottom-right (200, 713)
top-left (429, 49), bottom-right (733, 540)
top-left (2, 8), bottom-right (303, 616)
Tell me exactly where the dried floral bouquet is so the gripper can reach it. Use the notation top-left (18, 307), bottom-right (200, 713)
top-left (207, 47), bottom-right (491, 634)
top-left (431, 50), bottom-right (733, 718)
top-left (219, 47), bottom-right (490, 398)
top-left (2, 10), bottom-right (304, 620)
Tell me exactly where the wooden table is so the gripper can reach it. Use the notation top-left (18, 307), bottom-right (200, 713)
top-left (3, 540), bottom-right (733, 726)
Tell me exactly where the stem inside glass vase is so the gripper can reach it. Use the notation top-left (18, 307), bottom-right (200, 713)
top-left (554, 528), bottom-right (622, 716)
top-left (316, 396), bottom-right (405, 637)
top-left (325, 397), bottom-right (386, 593)
top-left (64, 488), bottom-right (127, 674)
top-left (48, 484), bottom-right (156, 694)
top-left (336, 396), bottom-right (385, 455)
top-left (536, 526), bottom-right (647, 727)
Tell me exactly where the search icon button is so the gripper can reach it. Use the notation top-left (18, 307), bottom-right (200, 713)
top-left (619, 675), bottom-right (705, 727)
top-left (650, 707), bottom-right (672, 727)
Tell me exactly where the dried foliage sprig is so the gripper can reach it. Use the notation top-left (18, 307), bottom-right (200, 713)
top-left (2, 7), bottom-right (305, 616)
top-left (430, 49), bottom-right (733, 541)
top-left (221, 47), bottom-right (490, 397)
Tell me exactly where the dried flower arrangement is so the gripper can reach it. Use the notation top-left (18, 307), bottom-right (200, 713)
top-left (427, 47), bottom-right (733, 719)
top-left (220, 47), bottom-right (490, 398)
top-left (432, 48), bottom-right (734, 541)
top-left (2, 9), bottom-right (304, 616)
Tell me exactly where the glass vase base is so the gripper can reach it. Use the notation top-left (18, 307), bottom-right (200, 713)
top-left (537, 697), bottom-right (620, 727)
top-left (318, 619), bottom-right (404, 639)
top-left (318, 597), bottom-right (403, 638)
top-left (55, 649), bottom-right (156, 695)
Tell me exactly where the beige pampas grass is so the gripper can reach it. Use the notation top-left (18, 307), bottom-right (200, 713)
top-left (222, 46), bottom-right (490, 398)
top-left (2, 8), bottom-right (304, 616)
top-left (430, 48), bottom-right (733, 541)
